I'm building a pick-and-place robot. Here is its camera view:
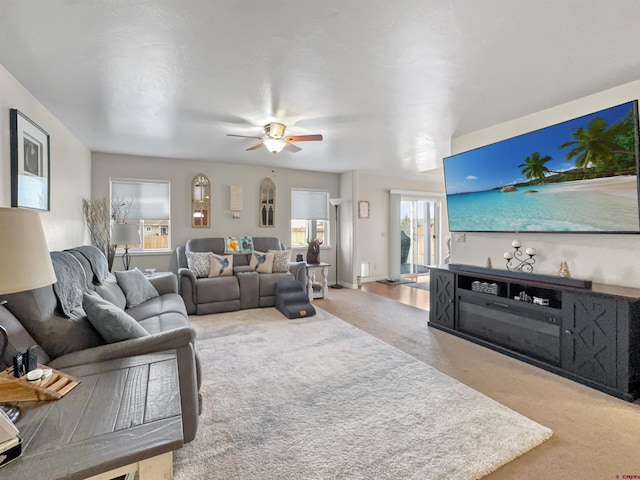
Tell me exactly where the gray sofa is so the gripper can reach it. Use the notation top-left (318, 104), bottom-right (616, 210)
top-left (177, 237), bottom-right (306, 315)
top-left (0, 246), bottom-right (201, 443)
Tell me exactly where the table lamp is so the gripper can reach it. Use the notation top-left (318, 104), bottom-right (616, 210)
top-left (111, 223), bottom-right (140, 270)
top-left (0, 207), bottom-right (57, 421)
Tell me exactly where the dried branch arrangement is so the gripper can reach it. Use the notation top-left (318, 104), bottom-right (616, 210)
top-left (83, 198), bottom-right (115, 270)
top-left (83, 194), bottom-right (134, 272)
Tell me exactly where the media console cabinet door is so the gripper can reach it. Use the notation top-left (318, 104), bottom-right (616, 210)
top-left (562, 293), bottom-right (618, 388)
top-left (430, 269), bottom-right (455, 329)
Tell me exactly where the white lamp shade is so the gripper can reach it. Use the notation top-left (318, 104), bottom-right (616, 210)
top-left (329, 198), bottom-right (343, 206)
top-left (0, 207), bottom-right (57, 295)
top-left (263, 138), bottom-right (286, 154)
top-left (111, 223), bottom-right (140, 245)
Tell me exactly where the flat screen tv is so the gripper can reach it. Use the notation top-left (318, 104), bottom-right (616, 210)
top-left (443, 100), bottom-right (640, 233)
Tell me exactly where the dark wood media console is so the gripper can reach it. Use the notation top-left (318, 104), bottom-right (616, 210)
top-left (429, 264), bottom-right (640, 401)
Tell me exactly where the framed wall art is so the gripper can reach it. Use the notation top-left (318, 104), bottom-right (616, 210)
top-left (10, 109), bottom-right (50, 211)
top-left (358, 200), bottom-right (370, 219)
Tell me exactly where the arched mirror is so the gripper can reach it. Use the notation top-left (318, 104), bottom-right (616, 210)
top-left (259, 177), bottom-right (276, 227)
top-left (192, 173), bottom-right (210, 228)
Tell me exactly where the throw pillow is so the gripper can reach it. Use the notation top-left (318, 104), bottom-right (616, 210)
top-left (82, 293), bottom-right (149, 343)
top-left (185, 251), bottom-right (211, 277)
top-left (269, 250), bottom-right (291, 273)
top-left (209, 253), bottom-right (233, 277)
top-left (114, 268), bottom-right (159, 307)
top-left (224, 236), bottom-right (254, 254)
top-left (249, 250), bottom-right (274, 273)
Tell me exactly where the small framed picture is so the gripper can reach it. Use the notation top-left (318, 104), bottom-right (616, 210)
top-left (358, 200), bottom-right (370, 219)
top-left (10, 109), bottom-right (50, 211)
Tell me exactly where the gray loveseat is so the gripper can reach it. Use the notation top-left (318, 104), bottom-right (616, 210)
top-left (177, 237), bottom-right (306, 315)
top-left (0, 246), bottom-right (201, 443)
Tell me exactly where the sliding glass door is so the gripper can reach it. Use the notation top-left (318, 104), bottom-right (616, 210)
top-left (388, 191), bottom-right (442, 282)
top-left (400, 199), bottom-right (439, 278)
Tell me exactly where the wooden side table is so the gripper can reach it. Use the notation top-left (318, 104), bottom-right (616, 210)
top-left (2, 352), bottom-right (183, 480)
top-left (305, 262), bottom-right (330, 300)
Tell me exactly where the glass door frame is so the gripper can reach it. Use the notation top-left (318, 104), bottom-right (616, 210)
top-left (400, 197), bottom-right (440, 279)
top-left (388, 190), bottom-right (444, 282)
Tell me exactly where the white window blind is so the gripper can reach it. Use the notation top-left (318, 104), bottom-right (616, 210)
top-left (291, 189), bottom-right (329, 220)
top-left (111, 179), bottom-right (170, 219)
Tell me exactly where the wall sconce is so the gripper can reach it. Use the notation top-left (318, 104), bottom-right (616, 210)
top-left (230, 185), bottom-right (242, 219)
top-left (503, 239), bottom-right (537, 272)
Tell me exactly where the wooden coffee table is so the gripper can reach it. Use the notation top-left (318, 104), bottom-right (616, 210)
top-left (1, 352), bottom-right (183, 480)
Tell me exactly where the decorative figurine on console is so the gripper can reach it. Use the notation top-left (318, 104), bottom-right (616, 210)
top-left (503, 239), bottom-right (537, 272)
top-left (558, 260), bottom-right (571, 278)
top-left (306, 238), bottom-right (322, 264)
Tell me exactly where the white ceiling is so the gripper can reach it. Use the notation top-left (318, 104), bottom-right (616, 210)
top-left (1, 1), bottom-right (640, 179)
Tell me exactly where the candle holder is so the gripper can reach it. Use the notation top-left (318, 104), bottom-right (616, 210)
top-left (503, 240), bottom-right (536, 273)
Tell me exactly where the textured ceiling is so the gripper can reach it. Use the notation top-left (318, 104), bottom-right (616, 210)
top-left (1, 1), bottom-right (640, 179)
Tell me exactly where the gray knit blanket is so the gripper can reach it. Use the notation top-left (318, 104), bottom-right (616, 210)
top-left (67, 245), bottom-right (109, 285)
top-left (50, 251), bottom-right (86, 317)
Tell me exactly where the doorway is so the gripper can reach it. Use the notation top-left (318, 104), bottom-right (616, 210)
top-left (400, 198), bottom-right (439, 280)
top-left (388, 191), bottom-right (443, 284)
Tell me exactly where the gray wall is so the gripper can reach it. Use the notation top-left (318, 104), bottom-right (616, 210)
top-left (92, 152), bottom-right (340, 274)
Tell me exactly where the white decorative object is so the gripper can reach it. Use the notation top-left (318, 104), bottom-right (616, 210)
top-left (230, 184), bottom-right (243, 219)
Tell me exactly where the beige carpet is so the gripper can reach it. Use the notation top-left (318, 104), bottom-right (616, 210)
top-left (174, 307), bottom-right (552, 480)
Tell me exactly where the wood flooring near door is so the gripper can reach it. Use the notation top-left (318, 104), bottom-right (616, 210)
top-left (360, 281), bottom-right (429, 310)
top-left (314, 288), bottom-right (640, 480)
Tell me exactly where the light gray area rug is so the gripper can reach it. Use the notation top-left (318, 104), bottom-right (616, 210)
top-left (174, 307), bottom-right (552, 480)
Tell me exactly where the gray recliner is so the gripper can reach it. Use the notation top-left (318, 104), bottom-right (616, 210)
top-left (0, 246), bottom-right (201, 443)
top-left (177, 237), bottom-right (306, 315)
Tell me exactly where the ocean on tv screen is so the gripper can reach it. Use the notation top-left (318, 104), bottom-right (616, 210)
top-left (447, 176), bottom-right (640, 232)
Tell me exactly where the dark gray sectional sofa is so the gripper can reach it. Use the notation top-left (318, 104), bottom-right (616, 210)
top-left (0, 246), bottom-right (201, 443)
top-left (177, 237), bottom-right (306, 315)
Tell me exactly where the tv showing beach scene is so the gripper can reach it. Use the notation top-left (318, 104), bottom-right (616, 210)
top-left (444, 100), bottom-right (640, 233)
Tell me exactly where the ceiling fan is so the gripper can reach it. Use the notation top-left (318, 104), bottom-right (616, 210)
top-left (227, 122), bottom-right (323, 154)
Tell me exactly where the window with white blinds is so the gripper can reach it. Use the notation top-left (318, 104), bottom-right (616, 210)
top-left (110, 178), bottom-right (171, 252)
top-left (291, 189), bottom-right (330, 247)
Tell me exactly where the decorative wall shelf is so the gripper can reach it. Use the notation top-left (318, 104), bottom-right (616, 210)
top-left (259, 178), bottom-right (276, 227)
top-left (192, 173), bottom-right (210, 228)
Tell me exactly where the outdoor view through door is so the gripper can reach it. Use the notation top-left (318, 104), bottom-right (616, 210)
top-left (400, 199), bottom-right (439, 277)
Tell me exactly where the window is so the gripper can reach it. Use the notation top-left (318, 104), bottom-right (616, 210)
top-left (291, 189), bottom-right (330, 247)
top-left (110, 178), bottom-right (171, 253)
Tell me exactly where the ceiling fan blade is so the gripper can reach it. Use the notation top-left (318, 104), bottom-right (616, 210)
top-left (284, 142), bottom-right (302, 153)
top-left (227, 134), bottom-right (264, 139)
top-left (246, 143), bottom-right (265, 151)
top-left (284, 134), bottom-right (323, 142)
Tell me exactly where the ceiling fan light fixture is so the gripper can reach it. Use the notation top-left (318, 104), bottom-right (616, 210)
top-left (267, 122), bottom-right (286, 138)
top-left (263, 138), bottom-right (286, 154)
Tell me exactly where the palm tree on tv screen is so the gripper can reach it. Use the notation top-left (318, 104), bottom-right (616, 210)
top-left (560, 115), bottom-right (635, 173)
top-left (518, 151), bottom-right (553, 180)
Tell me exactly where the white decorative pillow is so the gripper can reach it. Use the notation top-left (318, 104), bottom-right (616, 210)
top-left (209, 253), bottom-right (233, 277)
top-left (249, 250), bottom-right (274, 273)
top-left (186, 251), bottom-right (211, 277)
top-left (269, 250), bottom-right (291, 273)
